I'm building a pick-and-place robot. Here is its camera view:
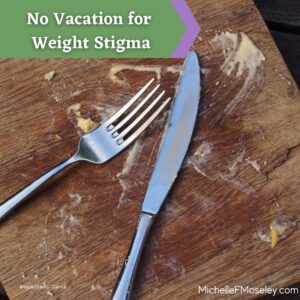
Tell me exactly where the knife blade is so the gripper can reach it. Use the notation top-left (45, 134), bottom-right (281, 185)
top-left (111, 51), bottom-right (201, 300)
top-left (142, 51), bottom-right (201, 214)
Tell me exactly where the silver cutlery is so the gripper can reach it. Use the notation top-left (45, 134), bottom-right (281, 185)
top-left (0, 79), bottom-right (170, 222)
top-left (111, 51), bottom-right (201, 300)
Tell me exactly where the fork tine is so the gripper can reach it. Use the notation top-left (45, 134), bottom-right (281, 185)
top-left (106, 78), bottom-right (155, 130)
top-left (118, 98), bottom-right (171, 147)
top-left (111, 84), bottom-right (161, 135)
top-left (115, 90), bottom-right (166, 139)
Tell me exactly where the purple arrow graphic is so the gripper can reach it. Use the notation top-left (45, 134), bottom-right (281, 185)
top-left (172, 0), bottom-right (200, 58)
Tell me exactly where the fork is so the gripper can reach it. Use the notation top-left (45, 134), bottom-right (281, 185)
top-left (0, 78), bottom-right (170, 222)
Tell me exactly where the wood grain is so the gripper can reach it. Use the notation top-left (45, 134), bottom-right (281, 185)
top-left (0, 0), bottom-right (300, 299)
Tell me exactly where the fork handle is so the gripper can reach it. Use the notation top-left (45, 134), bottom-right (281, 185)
top-left (111, 212), bottom-right (154, 300)
top-left (0, 155), bottom-right (78, 222)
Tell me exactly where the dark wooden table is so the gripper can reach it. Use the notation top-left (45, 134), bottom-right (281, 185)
top-left (0, 0), bottom-right (299, 299)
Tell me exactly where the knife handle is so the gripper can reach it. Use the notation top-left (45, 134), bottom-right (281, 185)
top-left (111, 212), bottom-right (154, 300)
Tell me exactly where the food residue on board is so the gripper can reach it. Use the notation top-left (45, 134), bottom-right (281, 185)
top-left (71, 90), bottom-right (82, 97)
top-left (165, 65), bottom-right (183, 75)
top-left (44, 71), bottom-right (56, 81)
top-left (58, 251), bottom-right (64, 260)
top-left (270, 225), bottom-right (279, 249)
top-left (211, 31), bottom-right (266, 114)
top-left (185, 141), bottom-right (213, 178)
top-left (165, 203), bottom-right (181, 218)
top-left (255, 216), bottom-right (297, 248)
top-left (44, 133), bottom-right (62, 143)
top-left (245, 158), bottom-right (261, 173)
top-left (67, 103), bottom-right (119, 135)
top-left (76, 116), bottom-right (98, 133)
top-left (91, 104), bottom-right (119, 121)
top-left (109, 64), bottom-right (161, 84)
top-left (67, 103), bottom-right (97, 133)
top-left (186, 143), bottom-right (257, 196)
top-left (58, 204), bottom-right (81, 236)
top-left (116, 138), bottom-right (144, 208)
top-left (228, 148), bottom-right (246, 176)
top-left (72, 265), bottom-right (79, 277)
top-left (275, 68), bottom-right (292, 86)
top-left (90, 282), bottom-right (110, 296)
top-left (213, 32), bottom-right (265, 77)
top-left (117, 138), bottom-right (143, 177)
top-left (157, 256), bottom-right (186, 277)
top-left (69, 193), bottom-right (82, 205)
top-left (67, 103), bottom-right (81, 114)
top-left (200, 68), bottom-right (210, 75)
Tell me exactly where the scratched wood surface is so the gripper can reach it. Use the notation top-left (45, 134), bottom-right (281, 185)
top-left (0, 0), bottom-right (300, 299)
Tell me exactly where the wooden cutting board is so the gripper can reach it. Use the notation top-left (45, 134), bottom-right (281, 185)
top-left (0, 0), bottom-right (300, 299)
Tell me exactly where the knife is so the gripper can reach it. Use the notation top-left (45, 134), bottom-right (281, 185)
top-left (111, 51), bottom-right (201, 300)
